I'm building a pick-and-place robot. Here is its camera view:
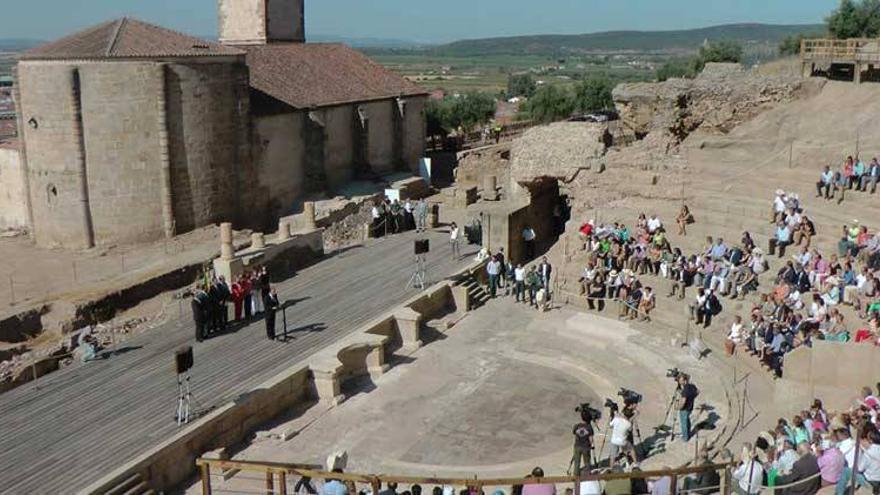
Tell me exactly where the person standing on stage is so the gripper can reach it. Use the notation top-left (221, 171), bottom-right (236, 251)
top-left (192, 286), bottom-right (208, 342)
top-left (231, 276), bottom-right (244, 321)
top-left (264, 289), bottom-right (280, 340)
top-left (242, 271), bottom-right (253, 320)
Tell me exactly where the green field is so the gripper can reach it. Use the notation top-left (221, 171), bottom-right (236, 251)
top-left (371, 52), bottom-right (657, 94)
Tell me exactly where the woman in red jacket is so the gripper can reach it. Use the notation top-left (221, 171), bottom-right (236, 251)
top-left (231, 277), bottom-right (244, 321)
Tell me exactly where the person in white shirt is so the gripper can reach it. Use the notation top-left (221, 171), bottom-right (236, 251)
top-left (774, 439), bottom-right (798, 475)
top-left (608, 408), bottom-right (636, 466)
top-left (727, 315), bottom-right (743, 347)
top-left (514, 264), bottom-right (526, 303)
top-left (772, 190), bottom-right (787, 224)
top-left (857, 434), bottom-right (880, 489)
top-left (449, 222), bottom-right (460, 260)
top-left (690, 288), bottom-right (707, 321)
top-left (733, 444), bottom-right (764, 495)
top-left (523, 227), bottom-right (537, 260)
top-left (647, 214), bottom-right (662, 234)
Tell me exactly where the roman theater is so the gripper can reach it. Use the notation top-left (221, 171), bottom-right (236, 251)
top-left (0, 2), bottom-right (879, 495)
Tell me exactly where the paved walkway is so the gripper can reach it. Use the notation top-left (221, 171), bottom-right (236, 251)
top-left (0, 229), bottom-right (478, 493)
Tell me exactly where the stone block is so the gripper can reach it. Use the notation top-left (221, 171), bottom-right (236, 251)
top-left (452, 285), bottom-right (470, 313)
top-left (482, 175), bottom-right (498, 201)
top-left (312, 368), bottom-right (345, 406)
top-left (393, 307), bottom-right (423, 352)
top-left (251, 232), bottom-right (266, 250)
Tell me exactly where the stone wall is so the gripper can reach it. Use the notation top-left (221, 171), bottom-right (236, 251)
top-left (166, 61), bottom-right (250, 235)
top-left (322, 105), bottom-right (355, 188)
top-left (0, 145), bottom-right (27, 231)
top-left (776, 341), bottom-right (880, 412)
top-left (80, 62), bottom-right (164, 244)
top-left (402, 96), bottom-right (427, 172)
top-left (266, 0), bottom-right (305, 42)
top-left (363, 100), bottom-right (395, 175)
top-left (17, 62), bottom-right (93, 248)
top-left (253, 112), bottom-right (306, 222)
top-left (17, 58), bottom-right (250, 248)
top-left (218, 0), bottom-right (267, 45)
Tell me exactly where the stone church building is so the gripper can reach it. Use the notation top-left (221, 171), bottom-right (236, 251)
top-left (9, 0), bottom-right (427, 249)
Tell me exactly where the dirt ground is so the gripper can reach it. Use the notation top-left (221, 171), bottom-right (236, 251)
top-left (0, 226), bottom-right (250, 314)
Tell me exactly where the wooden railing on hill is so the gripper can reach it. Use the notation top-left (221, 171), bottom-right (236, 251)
top-left (801, 38), bottom-right (880, 63)
top-left (195, 458), bottom-right (735, 495)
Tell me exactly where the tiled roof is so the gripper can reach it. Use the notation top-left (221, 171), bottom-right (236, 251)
top-left (243, 43), bottom-right (427, 109)
top-left (20, 18), bottom-right (244, 60)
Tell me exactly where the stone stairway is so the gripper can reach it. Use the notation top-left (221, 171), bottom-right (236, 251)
top-left (99, 472), bottom-right (155, 495)
top-left (452, 271), bottom-right (491, 310)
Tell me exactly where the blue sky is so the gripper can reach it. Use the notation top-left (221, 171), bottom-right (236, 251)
top-left (2, 0), bottom-right (838, 44)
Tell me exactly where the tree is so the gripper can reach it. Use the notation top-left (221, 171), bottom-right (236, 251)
top-left (828, 0), bottom-right (865, 38)
top-left (778, 32), bottom-right (825, 56)
top-left (656, 60), bottom-right (694, 81)
top-left (507, 73), bottom-right (536, 98)
top-left (573, 77), bottom-right (613, 113)
top-left (426, 92), bottom-right (496, 134)
top-left (524, 85), bottom-right (574, 123)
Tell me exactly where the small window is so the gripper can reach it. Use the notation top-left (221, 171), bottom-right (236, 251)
top-left (46, 183), bottom-right (57, 206)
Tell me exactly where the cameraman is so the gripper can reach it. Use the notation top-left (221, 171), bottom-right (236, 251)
top-left (571, 413), bottom-right (595, 475)
top-left (609, 408), bottom-right (637, 466)
top-left (677, 373), bottom-right (699, 442)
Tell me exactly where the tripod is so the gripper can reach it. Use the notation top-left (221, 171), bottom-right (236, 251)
top-left (175, 373), bottom-right (202, 425)
top-left (406, 253), bottom-right (427, 290)
top-left (631, 415), bottom-right (644, 461)
top-left (662, 389), bottom-right (681, 441)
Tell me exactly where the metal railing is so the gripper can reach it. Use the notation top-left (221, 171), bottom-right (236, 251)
top-left (801, 38), bottom-right (880, 62)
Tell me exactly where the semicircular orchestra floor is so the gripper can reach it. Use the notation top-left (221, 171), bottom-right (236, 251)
top-left (232, 299), bottom-right (730, 478)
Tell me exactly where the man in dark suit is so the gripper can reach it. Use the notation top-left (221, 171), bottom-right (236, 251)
top-left (264, 289), bottom-right (280, 340)
top-left (192, 287), bottom-right (208, 342)
top-left (539, 256), bottom-right (553, 293)
top-left (776, 442), bottom-right (820, 495)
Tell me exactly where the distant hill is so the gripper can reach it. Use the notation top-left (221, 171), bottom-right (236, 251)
top-left (0, 39), bottom-right (42, 52)
top-left (309, 34), bottom-right (424, 49)
top-left (421, 23), bottom-right (826, 56)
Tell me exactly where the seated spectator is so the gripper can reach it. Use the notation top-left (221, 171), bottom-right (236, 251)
top-left (776, 442), bottom-right (821, 495)
top-left (834, 170), bottom-right (848, 204)
top-left (818, 433), bottom-right (845, 486)
top-left (710, 238), bottom-right (728, 260)
top-left (676, 204), bottom-right (692, 236)
top-left (522, 467), bottom-right (555, 495)
top-left (770, 221), bottom-right (793, 258)
top-left (638, 286), bottom-right (655, 321)
top-left (647, 214), bottom-right (662, 235)
top-left (726, 315), bottom-right (744, 355)
top-left (794, 215), bottom-right (816, 248)
top-left (733, 443), bottom-right (764, 495)
top-left (817, 165), bottom-right (834, 200)
top-left (742, 231), bottom-right (757, 254)
top-left (860, 157), bottom-right (880, 193)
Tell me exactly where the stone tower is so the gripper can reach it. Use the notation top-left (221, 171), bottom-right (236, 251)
top-left (218, 0), bottom-right (305, 45)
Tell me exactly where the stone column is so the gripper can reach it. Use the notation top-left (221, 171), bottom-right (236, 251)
top-left (366, 344), bottom-right (390, 379)
top-left (303, 201), bottom-right (317, 230)
top-left (277, 219), bottom-right (290, 241)
top-left (483, 175), bottom-right (498, 201)
top-left (251, 232), bottom-right (266, 250)
top-left (393, 308), bottom-right (423, 352)
top-left (312, 368), bottom-right (345, 406)
top-left (220, 222), bottom-right (234, 260)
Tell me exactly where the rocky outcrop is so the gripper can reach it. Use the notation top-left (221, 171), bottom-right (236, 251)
top-left (613, 63), bottom-right (825, 151)
top-left (510, 122), bottom-right (611, 186)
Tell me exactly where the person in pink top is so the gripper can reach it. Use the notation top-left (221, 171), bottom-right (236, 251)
top-left (522, 467), bottom-right (556, 495)
top-left (817, 434), bottom-right (845, 486)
